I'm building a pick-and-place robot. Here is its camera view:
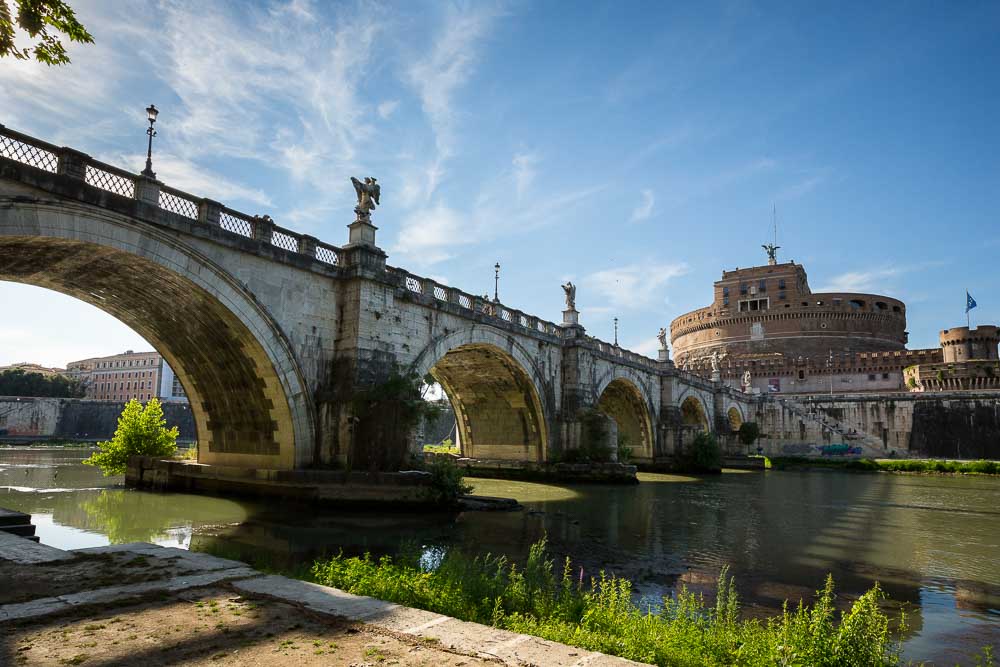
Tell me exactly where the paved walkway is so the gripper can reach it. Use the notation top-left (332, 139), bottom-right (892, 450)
top-left (0, 532), bottom-right (646, 666)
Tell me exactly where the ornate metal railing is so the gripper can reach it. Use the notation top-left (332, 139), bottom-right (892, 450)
top-left (388, 266), bottom-right (562, 337)
top-left (0, 123), bottom-right (342, 266)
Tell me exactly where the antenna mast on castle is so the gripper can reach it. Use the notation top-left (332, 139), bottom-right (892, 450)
top-left (762, 204), bottom-right (780, 266)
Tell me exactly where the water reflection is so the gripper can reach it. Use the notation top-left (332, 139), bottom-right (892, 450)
top-left (0, 447), bottom-right (996, 664)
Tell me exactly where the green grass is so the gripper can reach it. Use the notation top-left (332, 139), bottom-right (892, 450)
top-left (309, 537), bottom-right (908, 666)
top-left (768, 457), bottom-right (1000, 475)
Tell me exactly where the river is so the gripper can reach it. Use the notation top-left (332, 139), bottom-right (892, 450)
top-left (1, 446), bottom-right (997, 664)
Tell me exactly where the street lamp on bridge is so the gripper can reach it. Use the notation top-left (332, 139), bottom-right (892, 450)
top-left (614, 317), bottom-right (619, 347)
top-left (141, 104), bottom-right (159, 178)
top-left (493, 261), bottom-right (500, 302)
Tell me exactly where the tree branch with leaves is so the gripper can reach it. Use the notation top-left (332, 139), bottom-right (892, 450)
top-left (0, 0), bottom-right (93, 65)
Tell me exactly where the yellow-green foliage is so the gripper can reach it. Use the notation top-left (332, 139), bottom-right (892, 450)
top-left (310, 538), bottom-right (910, 666)
top-left (83, 398), bottom-right (178, 476)
top-left (423, 438), bottom-right (459, 455)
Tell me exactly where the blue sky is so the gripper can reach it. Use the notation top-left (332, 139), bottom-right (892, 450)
top-left (2, 0), bottom-right (998, 367)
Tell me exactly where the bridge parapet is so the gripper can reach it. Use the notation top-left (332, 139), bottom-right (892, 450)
top-left (387, 265), bottom-right (561, 337)
top-left (0, 123), bottom-right (344, 268)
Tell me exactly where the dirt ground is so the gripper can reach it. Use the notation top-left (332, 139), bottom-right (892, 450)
top-left (4, 586), bottom-right (498, 667)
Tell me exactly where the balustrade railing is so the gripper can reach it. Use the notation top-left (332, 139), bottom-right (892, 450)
top-left (0, 123), bottom-right (342, 266)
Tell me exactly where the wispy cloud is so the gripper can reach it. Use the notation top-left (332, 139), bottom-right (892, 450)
top-left (512, 152), bottom-right (538, 202)
top-left (631, 189), bottom-right (655, 222)
top-left (816, 261), bottom-right (947, 293)
top-left (581, 261), bottom-right (688, 310)
top-left (377, 100), bottom-right (400, 119)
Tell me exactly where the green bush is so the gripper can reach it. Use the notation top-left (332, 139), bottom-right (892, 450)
top-left (422, 456), bottom-right (473, 505)
top-left (83, 398), bottom-right (178, 476)
top-left (737, 422), bottom-right (760, 447)
top-left (0, 368), bottom-right (85, 398)
top-left (686, 432), bottom-right (722, 472)
top-left (309, 537), bottom-right (906, 666)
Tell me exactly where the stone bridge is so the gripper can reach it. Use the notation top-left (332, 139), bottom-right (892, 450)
top-left (0, 124), bottom-right (757, 470)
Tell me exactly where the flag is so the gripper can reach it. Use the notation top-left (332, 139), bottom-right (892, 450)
top-left (966, 291), bottom-right (977, 313)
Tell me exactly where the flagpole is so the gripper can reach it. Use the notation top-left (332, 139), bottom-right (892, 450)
top-left (967, 288), bottom-right (971, 329)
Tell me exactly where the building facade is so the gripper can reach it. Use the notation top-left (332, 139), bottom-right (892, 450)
top-left (65, 350), bottom-right (188, 403)
top-left (670, 255), bottom-right (942, 394)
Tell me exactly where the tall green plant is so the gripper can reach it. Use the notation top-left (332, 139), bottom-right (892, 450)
top-left (83, 398), bottom-right (178, 476)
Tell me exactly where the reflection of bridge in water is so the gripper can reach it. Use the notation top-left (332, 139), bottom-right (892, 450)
top-left (1, 125), bottom-right (763, 472)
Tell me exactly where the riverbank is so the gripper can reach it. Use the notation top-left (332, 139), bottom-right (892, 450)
top-left (0, 531), bottom-right (640, 666)
top-left (766, 457), bottom-right (1000, 475)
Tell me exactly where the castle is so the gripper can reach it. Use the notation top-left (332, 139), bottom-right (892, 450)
top-left (668, 250), bottom-right (997, 394)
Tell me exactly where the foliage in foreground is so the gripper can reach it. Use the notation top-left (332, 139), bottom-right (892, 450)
top-left (682, 432), bottom-right (722, 472)
top-left (423, 438), bottom-right (459, 455)
top-left (83, 398), bottom-right (178, 476)
top-left (0, 0), bottom-right (93, 65)
top-left (310, 538), bottom-right (906, 666)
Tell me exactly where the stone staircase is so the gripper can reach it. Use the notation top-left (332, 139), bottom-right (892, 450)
top-left (0, 508), bottom-right (39, 542)
top-left (779, 398), bottom-right (886, 458)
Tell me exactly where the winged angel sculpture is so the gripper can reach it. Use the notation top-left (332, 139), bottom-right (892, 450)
top-left (351, 176), bottom-right (380, 221)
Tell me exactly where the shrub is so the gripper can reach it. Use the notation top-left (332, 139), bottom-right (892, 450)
top-left (738, 422), bottom-right (760, 448)
top-left (686, 432), bottom-right (722, 472)
top-left (423, 456), bottom-right (473, 505)
top-left (83, 398), bottom-right (178, 476)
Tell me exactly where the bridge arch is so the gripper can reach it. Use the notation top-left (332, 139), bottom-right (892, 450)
top-left (593, 372), bottom-right (655, 461)
top-left (0, 199), bottom-right (313, 469)
top-left (411, 327), bottom-right (550, 462)
top-left (680, 395), bottom-right (710, 430)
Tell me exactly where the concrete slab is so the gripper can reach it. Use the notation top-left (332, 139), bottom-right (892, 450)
top-left (231, 575), bottom-right (648, 666)
top-left (0, 566), bottom-right (259, 624)
top-left (0, 531), bottom-right (74, 564)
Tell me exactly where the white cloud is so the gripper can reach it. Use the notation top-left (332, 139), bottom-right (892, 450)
top-left (378, 100), bottom-right (400, 119)
top-left (630, 188), bottom-right (655, 222)
top-left (512, 152), bottom-right (538, 202)
top-left (391, 203), bottom-right (471, 266)
top-left (581, 261), bottom-right (688, 310)
top-left (629, 336), bottom-right (663, 357)
top-left (815, 261), bottom-right (947, 293)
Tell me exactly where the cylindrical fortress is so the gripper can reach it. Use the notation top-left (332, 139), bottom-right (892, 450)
top-left (940, 326), bottom-right (1000, 362)
top-left (671, 261), bottom-right (908, 367)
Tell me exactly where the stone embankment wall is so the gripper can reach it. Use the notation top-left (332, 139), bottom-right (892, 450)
top-left (0, 396), bottom-right (196, 442)
top-left (776, 393), bottom-right (1000, 459)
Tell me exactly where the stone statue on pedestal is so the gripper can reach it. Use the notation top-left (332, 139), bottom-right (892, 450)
top-left (657, 327), bottom-right (668, 350)
top-left (742, 370), bottom-right (752, 392)
top-left (561, 281), bottom-right (576, 311)
top-left (762, 242), bottom-right (780, 266)
top-left (350, 176), bottom-right (380, 221)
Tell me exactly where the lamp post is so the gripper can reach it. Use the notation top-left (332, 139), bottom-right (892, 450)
top-left (141, 104), bottom-right (159, 178)
top-left (614, 317), bottom-right (619, 347)
top-left (493, 262), bottom-right (500, 302)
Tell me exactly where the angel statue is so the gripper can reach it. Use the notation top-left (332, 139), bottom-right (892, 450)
top-left (350, 176), bottom-right (380, 220)
top-left (561, 281), bottom-right (576, 310)
top-left (762, 242), bottom-right (780, 265)
top-left (742, 370), bottom-right (752, 392)
top-left (657, 327), bottom-right (668, 351)
top-left (710, 350), bottom-right (721, 373)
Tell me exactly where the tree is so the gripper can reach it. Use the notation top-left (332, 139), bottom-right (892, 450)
top-left (83, 398), bottom-right (179, 476)
top-left (738, 421), bottom-right (761, 453)
top-left (0, 0), bottom-right (93, 65)
top-left (0, 368), bottom-right (85, 397)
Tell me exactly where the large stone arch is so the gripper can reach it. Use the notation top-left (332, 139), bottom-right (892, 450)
top-left (593, 372), bottom-right (655, 461)
top-left (410, 327), bottom-right (550, 462)
top-left (679, 395), bottom-right (710, 430)
top-left (0, 198), bottom-right (313, 469)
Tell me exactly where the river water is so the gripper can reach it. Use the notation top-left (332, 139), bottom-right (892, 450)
top-left (2, 447), bottom-right (997, 664)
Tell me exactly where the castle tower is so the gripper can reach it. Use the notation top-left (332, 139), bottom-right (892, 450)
top-left (940, 326), bottom-right (1000, 362)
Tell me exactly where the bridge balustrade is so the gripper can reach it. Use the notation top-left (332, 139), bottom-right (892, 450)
top-left (0, 123), bottom-right (343, 267)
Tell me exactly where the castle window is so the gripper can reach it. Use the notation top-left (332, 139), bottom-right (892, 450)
top-left (739, 283), bottom-right (748, 295)
top-left (723, 296), bottom-right (729, 306)
top-left (868, 374), bottom-right (876, 381)
top-left (882, 373), bottom-right (890, 379)
top-left (759, 279), bottom-right (767, 292)
top-left (875, 302), bottom-right (888, 311)
top-left (779, 291), bottom-right (786, 300)
top-left (798, 370), bottom-right (805, 380)
top-left (849, 299), bottom-right (865, 309)
top-left (833, 298), bottom-right (842, 306)
top-left (892, 306), bottom-right (901, 313)
top-left (778, 279), bottom-right (786, 289)
top-left (723, 286), bottom-right (729, 296)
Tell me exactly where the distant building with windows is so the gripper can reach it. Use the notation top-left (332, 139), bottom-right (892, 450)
top-left (65, 350), bottom-right (188, 403)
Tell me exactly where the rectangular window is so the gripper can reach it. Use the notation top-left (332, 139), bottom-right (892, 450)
top-left (759, 279), bottom-right (767, 292)
top-left (779, 291), bottom-right (786, 300)
top-left (723, 286), bottom-right (729, 296)
top-left (723, 296), bottom-right (729, 306)
top-left (739, 283), bottom-right (748, 295)
top-left (882, 373), bottom-right (890, 379)
top-left (868, 374), bottom-right (876, 381)
top-left (778, 279), bottom-right (786, 289)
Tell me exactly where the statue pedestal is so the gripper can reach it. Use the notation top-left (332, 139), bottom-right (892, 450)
top-left (562, 309), bottom-right (579, 326)
top-left (711, 370), bottom-right (721, 383)
top-left (658, 348), bottom-right (670, 362)
top-left (347, 219), bottom-right (378, 246)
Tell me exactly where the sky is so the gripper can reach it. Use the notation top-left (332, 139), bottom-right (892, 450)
top-left (1, 0), bottom-right (999, 368)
